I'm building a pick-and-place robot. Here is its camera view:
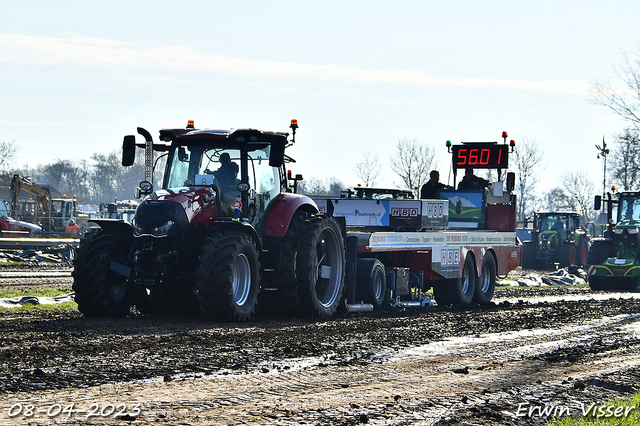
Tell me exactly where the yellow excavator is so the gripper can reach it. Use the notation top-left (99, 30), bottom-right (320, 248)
top-left (9, 174), bottom-right (79, 236)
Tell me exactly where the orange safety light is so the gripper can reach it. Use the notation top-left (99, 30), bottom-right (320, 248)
top-left (502, 131), bottom-right (508, 138)
top-left (510, 139), bottom-right (515, 147)
top-left (187, 120), bottom-right (195, 129)
top-left (290, 119), bottom-right (298, 128)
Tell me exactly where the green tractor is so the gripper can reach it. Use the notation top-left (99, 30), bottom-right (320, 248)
top-left (587, 191), bottom-right (640, 291)
top-left (521, 211), bottom-right (589, 269)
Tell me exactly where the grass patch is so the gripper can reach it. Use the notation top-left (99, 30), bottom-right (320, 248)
top-left (0, 288), bottom-right (76, 312)
top-left (548, 392), bottom-right (640, 425)
top-left (0, 288), bottom-right (73, 299)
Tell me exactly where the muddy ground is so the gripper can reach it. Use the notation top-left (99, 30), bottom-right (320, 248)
top-left (1, 264), bottom-right (640, 425)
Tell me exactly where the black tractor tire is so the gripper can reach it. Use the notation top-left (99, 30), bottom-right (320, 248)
top-left (473, 253), bottom-right (496, 305)
top-left (559, 243), bottom-right (576, 268)
top-left (576, 235), bottom-right (589, 267)
top-left (521, 241), bottom-right (536, 269)
top-left (196, 232), bottom-right (260, 321)
top-left (296, 214), bottom-right (346, 318)
top-left (149, 283), bottom-right (198, 315)
top-left (257, 211), bottom-right (309, 315)
top-left (356, 259), bottom-right (388, 309)
top-left (586, 239), bottom-right (616, 291)
top-left (586, 239), bottom-right (615, 265)
top-left (588, 275), bottom-right (606, 291)
top-left (433, 255), bottom-right (476, 306)
top-left (72, 230), bottom-right (134, 317)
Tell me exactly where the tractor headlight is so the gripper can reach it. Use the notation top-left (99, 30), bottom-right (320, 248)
top-left (133, 219), bottom-right (175, 237)
top-left (629, 228), bottom-right (639, 234)
top-left (614, 228), bottom-right (624, 234)
top-left (151, 220), bottom-right (175, 237)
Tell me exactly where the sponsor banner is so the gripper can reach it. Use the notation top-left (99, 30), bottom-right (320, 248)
top-left (421, 200), bottom-right (449, 229)
top-left (367, 231), bottom-right (517, 250)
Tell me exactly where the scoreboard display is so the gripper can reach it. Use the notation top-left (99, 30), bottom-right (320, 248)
top-left (451, 143), bottom-right (508, 170)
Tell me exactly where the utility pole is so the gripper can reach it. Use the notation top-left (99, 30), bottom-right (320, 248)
top-left (596, 135), bottom-right (609, 197)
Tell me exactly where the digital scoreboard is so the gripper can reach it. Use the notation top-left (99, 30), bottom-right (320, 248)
top-left (451, 143), bottom-right (509, 170)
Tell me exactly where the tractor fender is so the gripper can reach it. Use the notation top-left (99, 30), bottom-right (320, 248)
top-left (89, 219), bottom-right (134, 235)
top-left (207, 220), bottom-right (263, 252)
top-left (258, 193), bottom-right (319, 238)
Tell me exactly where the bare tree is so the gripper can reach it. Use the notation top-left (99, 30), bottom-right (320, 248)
top-left (298, 176), bottom-right (345, 197)
top-left (561, 169), bottom-right (596, 223)
top-left (511, 137), bottom-right (545, 220)
top-left (541, 187), bottom-right (572, 212)
top-left (610, 128), bottom-right (640, 191)
top-left (390, 138), bottom-right (435, 191)
top-left (0, 140), bottom-right (18, 172)
top-left (354, 152), bottom-right (382, 187)
top-left (591, 50), bottom-right (640, 129)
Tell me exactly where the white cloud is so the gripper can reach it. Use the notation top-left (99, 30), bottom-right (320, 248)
top-left (0, 33), bottom-right (588, 95)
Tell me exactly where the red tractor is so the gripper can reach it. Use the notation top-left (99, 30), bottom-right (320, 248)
top-left (72, 120), bottom-right (345, 321)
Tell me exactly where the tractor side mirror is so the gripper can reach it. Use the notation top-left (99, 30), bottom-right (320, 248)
top-left (178, 147), bottom-right (188, 162)
top-left (594, 195), bottom-right (602, 211)
top-left (269, 136), bottom-right (286, 167)
top-left (506, 172), bottom-right (516, 192)
top-left (122, 135), bottom-right (136, 166)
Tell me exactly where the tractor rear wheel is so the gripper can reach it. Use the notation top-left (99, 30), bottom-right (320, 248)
top-left (433, 255), bottom-right (476, 306)
top-left (257, 210), bottom-right (309, 315)
top-left (577, 235), bottom-right (589, 267)
top-left (473, 253), bottom-right (496, 304)
top-left (196, 232), bottom-right (260, 321)
top-left (521, 241), bottom-right (535, 269)
top-left (72, 230), bottom-right (134, 317)
top-left (296, 215), bottom-right (345, 318)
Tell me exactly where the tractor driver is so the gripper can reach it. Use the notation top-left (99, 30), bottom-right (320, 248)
top-left (214, 153), bottom-right (239, 186)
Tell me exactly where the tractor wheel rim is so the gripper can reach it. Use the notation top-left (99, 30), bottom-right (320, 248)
top-left (233, 253), bottom-right (251, 306)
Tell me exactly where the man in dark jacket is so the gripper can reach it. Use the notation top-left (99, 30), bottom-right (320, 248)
top-left (421, 170), bottom-right (451, 199)
top-left (457, 168), bottom-right (490, 190)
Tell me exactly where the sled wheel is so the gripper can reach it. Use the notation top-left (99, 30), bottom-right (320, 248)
top-left (356, 259), bottom-right (388, 309)
top-left (196, 232), bottom-right (260, 321)
top-left (296, 215), bottom-right (345, 318)
top-left (433, 254), bottom-right (476, 306)
top-left (72, 230), bottom-right (133, 317)
top-left (474, 253), bottom-right (496, 304)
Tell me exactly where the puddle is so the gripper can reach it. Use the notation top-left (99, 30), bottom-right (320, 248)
top-left (396, 313), bottom-right (640, 361)
top-left (493, 292), bottom-right (640, 305)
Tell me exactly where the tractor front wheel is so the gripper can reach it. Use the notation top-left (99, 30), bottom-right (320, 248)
top-left (196, 232), bottom-right (260, 321)
top-left (72, 230), bottom-right (134, 317)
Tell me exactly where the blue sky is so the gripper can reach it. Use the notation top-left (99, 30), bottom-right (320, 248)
top-left (1, 0), bottom-right (637, 192)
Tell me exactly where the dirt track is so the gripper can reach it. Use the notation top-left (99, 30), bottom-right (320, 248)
top-left (1, 266), bottom-right (640, 425)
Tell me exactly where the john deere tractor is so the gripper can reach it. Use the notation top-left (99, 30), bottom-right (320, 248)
top-left (587, 191), bottom-right (640, 291)
top-left (521, 211), bottom-right (589, 269)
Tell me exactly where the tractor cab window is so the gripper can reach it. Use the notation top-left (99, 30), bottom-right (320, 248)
top-left (619, 197), bottom-right (640, 221)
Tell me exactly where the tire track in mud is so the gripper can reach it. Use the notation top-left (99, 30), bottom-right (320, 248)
top-left (3, 312), bottom-right (640, 425)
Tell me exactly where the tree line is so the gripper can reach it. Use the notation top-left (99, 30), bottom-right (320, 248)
top-left (0, 147), bottom-right (157, 205)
